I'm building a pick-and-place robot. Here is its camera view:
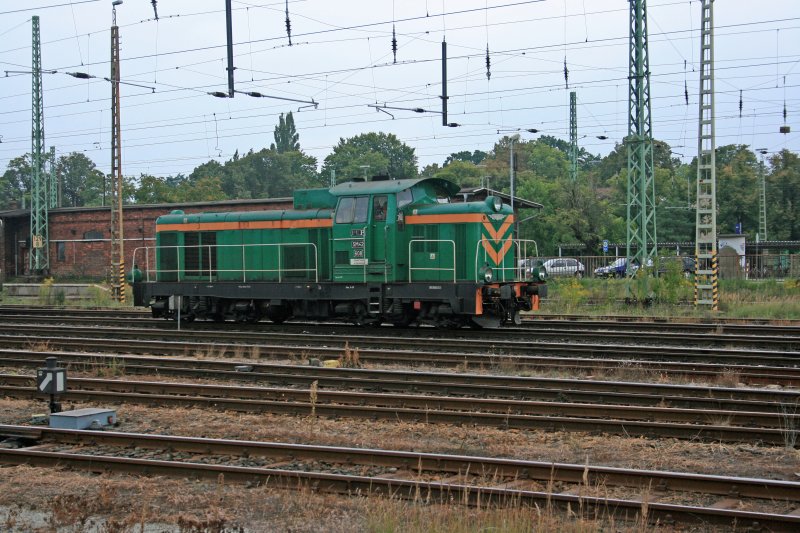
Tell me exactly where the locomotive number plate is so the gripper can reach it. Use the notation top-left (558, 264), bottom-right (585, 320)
top-left (351, 229), bottom-right (365, 237)
top-left (352, 240), bottom-right (364, 248)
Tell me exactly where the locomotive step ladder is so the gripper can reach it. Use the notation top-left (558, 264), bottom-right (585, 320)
top-left (368, 286), bottom-right (382, 315)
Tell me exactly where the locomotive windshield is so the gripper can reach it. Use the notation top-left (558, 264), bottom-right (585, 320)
top-left (335, 196), bottom-right (369, 224)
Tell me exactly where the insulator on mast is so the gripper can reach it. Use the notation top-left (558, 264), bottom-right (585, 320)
top-left (739, 90), bottom-right (743, 117)
top-left (392, 24), bottom-right (397, 63)
top-left (485, 45), bottom-right (491, 80)
top-left (563, 57), bottom-right (569, 89)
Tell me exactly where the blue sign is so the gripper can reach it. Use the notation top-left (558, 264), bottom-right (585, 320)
top-left (602, 240), bottom-right (609, 253)
top-left (735, 222), bottom-right (742, 234)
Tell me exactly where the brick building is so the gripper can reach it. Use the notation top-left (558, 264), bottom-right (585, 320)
top-left (0, 198), bottom-right (292, 281)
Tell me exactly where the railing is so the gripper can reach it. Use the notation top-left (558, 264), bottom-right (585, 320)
top-left (474, 239), bottom-right (539, 282)
top-left (332, 226), bottom-right (368, 281)
top-left (536, 253), bottom-right (799, 280)
top-left (132, 243), bottom-right (319, 283)
top-left (408, 239), bottom-right (456, 282)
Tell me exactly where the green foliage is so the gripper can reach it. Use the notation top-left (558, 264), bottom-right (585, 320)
top-left (322, 132), bottom-right (418, 180)
top-left (56, 152), bottom-right (106, 207)
top-left (444, 149), bottom-right (487, 166)
top-left (0, 154), bottom-right (31, 209)
top-left (270, 111), bottom-right (300, 153)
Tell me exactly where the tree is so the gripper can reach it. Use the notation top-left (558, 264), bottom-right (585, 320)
top-left (767, 149), bottom-right (800, 240)
top-left (321, 132), bottom-right (417, 180)
top-left (0, 154), bottom-right (30, 209)
top-left (270, 112), bottom-right (300, 153)
top-left (444, 150), bottom-right (487, 166)
top-left (56, 152), bottom-right (105, 207)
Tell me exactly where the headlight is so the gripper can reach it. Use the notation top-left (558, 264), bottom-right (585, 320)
top-left (538, 270), bottom-right (546, 281)
top-left (480, 265), bottom-right (494, 283)
top-left (492, 196), bottom-right (503, 211)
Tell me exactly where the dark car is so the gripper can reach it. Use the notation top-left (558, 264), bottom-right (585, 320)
top-left (594, 258), bottom-right (631, 278)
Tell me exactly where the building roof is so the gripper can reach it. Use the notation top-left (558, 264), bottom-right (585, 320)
top-left (0, 196), bottom-right (292, 220)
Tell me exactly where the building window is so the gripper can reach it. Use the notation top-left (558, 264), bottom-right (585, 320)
top-left (83, 230), bottom-right (104, 240)
top-left (56, 242), bottom-right (66, 262)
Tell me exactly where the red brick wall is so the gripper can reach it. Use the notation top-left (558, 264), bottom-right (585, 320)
top-left (2, 199), bottom-right (293, 280)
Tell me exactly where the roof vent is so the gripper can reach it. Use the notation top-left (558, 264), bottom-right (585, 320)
top-left (371, 174), bottom-right (390, 181)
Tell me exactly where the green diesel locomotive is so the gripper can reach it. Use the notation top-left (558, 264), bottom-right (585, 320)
top-left (131, 176), bottom-right (546, 328)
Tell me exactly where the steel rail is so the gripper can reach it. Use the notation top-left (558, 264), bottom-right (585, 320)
top-left (2, 374), bottom-right (795, 429)
top-left (3, 305), bottom-right (800, 328)
top-left (1, 322), bottom-right (800, 366)
top-left (2, 313), bottom-right (800, 350)
top-left (3, 351), bottom-right (799, 412)
top-left (2, 333), bottom-right (799, 386)
top-left (0, 448), bottom-right (797, 530)
top-left (2, 335), bottom-right (799, 387)
top-left (2, 425), bottom-right (798, 502)
top-left (1, 378), bottom-right (795, 445)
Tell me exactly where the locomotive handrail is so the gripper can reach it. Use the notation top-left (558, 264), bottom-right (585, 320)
top-left (473, 239), bottom-right (539, 282)
top-left (408, 239), bottom-right (456, 282)
top-left (132, 243), bottom-right (319, 283)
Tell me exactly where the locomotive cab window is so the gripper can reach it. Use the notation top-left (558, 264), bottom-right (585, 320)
top-left (335, 196), bottom-right (369, 224)
top-left (373, 195), bottom-right (388, 221)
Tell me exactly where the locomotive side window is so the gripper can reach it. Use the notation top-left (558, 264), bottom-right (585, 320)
top-left (335, 196), bottom-right (369, 224)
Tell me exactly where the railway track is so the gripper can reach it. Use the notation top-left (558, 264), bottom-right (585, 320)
top-left (2, 349), bottom-right (799, 412)
top-left (2, 310), bottom-right (800, 350)
top-left (1, 328), bottom-right (799, 386)
top-left (2, 374), bottom-right (797, 445)
top-left (1, 425), bottom-right (798, 530)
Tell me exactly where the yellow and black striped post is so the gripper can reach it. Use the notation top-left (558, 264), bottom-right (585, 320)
top-left (711, 250), bottom-right (718, 310)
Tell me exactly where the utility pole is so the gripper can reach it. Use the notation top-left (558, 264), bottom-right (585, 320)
top-left (509, 134), bottom-right (519, 237)
top-left (626, 0), bottom-right (657, 290)
top-left (693, 0), bottom-right (718, 310)
top-left (110, 1), bottom-right (125, 303)
top-left (29, 15), bottom-right (49, 276)
top-left (569, 91), bottom-right (578, 182)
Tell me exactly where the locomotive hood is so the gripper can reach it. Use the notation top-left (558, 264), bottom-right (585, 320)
top-left (328, 177), bottom-right (460, 198)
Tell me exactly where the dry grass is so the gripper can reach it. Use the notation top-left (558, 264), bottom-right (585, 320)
top-left (339, 342), bottom-right (361, 368)
top-left (23, 340), bottom-right (51, 352)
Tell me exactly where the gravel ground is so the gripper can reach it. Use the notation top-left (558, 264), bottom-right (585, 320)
top-left (1, 392), bottom-right (799, 532)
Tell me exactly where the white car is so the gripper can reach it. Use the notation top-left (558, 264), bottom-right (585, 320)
top-left (541, 258), bottom-right (585, 278)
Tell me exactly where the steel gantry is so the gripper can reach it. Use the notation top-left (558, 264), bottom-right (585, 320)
top-left (626, 0), bottom-right (657, 289)
top-left (694, 0), bottom-right (718, 309)
top-left (29, 15), bottom-right (49, 275)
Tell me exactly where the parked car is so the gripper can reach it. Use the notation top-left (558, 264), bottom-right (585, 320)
top-left (594, 258), bottom-right (630, 278)
top-left (656, 256), bottom-right (695, 277)
top-left (541, 258), bottom-right (585, 278)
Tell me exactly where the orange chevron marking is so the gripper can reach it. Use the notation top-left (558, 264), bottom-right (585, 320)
top-left (482, 218), bottom-right (513, 243)
top-left (481, 236), bottom-right (513, 265)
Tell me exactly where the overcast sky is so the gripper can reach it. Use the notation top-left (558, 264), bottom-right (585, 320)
top-left (1, 0), bottom-right (798, 181)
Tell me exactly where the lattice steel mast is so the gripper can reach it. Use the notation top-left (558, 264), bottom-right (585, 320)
top-left (569, 91), bottom-right (578, 182)
top-left (693, 0), bottom-right (718, 309)
top-left (110, 3), bottom-right (125, 302)
top-left (29, 15), bottom-right (49, 275)
top-left (626, 0), bottom-right (657, 280)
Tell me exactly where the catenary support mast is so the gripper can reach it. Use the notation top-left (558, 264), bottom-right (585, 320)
top-left (110, 4), bottom-right (125, 302)
top-left (29, 15), bottom-right (49, 275)
top-left (626, 0), bottom-right (657, 287)
top-left (693, 0), bottom-right (718, 309)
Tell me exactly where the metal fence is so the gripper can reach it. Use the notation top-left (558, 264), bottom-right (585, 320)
top-left (542, 253), bottom-right (799, 280)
